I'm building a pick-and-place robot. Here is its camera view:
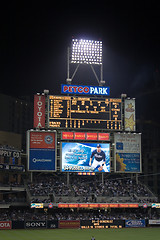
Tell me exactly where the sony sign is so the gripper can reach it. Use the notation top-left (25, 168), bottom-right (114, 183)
top-left (25, 221), bottom-right (46, 229)
top-left (34, 94), bottom-right (45, 128)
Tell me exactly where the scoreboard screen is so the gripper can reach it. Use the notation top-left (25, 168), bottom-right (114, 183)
top-left (81, 220), bottom-right (124, 229)
top-left (48, 96), bottom-right (122, 130)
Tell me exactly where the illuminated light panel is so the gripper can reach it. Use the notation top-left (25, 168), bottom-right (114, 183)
top-left (71, 39), bottom-right (102, 65)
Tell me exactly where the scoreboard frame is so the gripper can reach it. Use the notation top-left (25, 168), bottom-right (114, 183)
top-left (47, 95), bottom-right (122, 131)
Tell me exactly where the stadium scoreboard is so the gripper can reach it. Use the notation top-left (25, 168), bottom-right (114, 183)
top-left (81, 220), bottom-right (123, 229)
top-left (48, 96), bottom-right (122, 130)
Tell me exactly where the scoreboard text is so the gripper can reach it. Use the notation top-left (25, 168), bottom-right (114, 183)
top-left (48, 96), bottom-right (122, 130)
top-left (81, 220), bottom-right (124, 229)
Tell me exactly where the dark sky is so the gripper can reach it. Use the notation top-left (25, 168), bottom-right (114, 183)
top-left (1, 1), bottom-right (160, 110)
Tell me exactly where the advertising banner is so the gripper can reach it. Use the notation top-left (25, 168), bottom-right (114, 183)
top-left (149, 220), bottom-right (160, 225)
top-left (61, 142), bottom-right (110, 172)
top-left (59, 220), bottom-right (80, 229)
top-left (0, 221), bottom-right (12, 230)
top-left (125, 220), bottom-right (146, 228)
top-left (34, 94), bottom-right (45, 128)
top-left (31, 203), bottom-right (43, 208)
top-left (25, 221), bottom-right (46, 229)
top-left (151, 203), bottom-right (160, 208)
top-left (61, 132), bottom-right (110, 141)
top-left (61, 84), bottom-right (110, 96)
top-left (114, 133), bottom-right (141, 173)
top-left (124, 99), bottom-right (136, 131)
top-left (27, 130), bottom-right (56, 171)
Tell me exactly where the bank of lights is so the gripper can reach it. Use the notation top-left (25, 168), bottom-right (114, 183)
top-left (71, 39), bottom-right (102, 65)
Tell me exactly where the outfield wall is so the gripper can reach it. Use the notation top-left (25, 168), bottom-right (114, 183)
top-left (1, 219), bottom-right (157, 229)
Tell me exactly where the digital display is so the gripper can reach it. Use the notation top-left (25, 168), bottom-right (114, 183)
top-left (61, 142), bottom-right (110, 172)
top-left (81, 220), bottom-right (124, 229)
top-left (48, 96), bottom-right (122, 130)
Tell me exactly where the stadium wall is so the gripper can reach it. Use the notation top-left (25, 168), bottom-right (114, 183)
top-left (0, 220), bottom-right (154, 229)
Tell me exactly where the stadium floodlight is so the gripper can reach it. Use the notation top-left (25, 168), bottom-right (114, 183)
top-left (66, 38), bottom-right (105, 86)
top-left (70, 39), bottom-right (102, 65)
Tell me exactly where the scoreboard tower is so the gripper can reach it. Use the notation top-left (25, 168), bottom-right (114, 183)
top-left (27, 39), bottom-right (141, 177)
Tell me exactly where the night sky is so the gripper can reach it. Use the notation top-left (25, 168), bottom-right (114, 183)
top-left (1, 2), bottom-right (160, 120)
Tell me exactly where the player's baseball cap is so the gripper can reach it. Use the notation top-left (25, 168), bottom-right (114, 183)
top-left (97, 144), bottom-right (101, 148)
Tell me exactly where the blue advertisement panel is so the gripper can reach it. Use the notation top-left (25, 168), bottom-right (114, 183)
top-left (116, 153), bottom-right (140, 172)
top-left (125, 220), bottom-right (146, 228)
top-left (61, 84), bottom-right (110, 96)
top-left (28, 131), bottom-right (56, 171)
top-left (61, 142), bottom-right (110, 172)
top-left (29, 148), bottom-right (56, 171)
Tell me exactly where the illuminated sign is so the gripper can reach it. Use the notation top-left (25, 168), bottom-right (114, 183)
top-left (81, 220), bottom-right (124, 229)
top-left (31, 203), bottom-right (44, 208)
top-left (124, 99), bottom-right (136, 131)
top-left (86, 132), bottom-right (97, 140)
top-left (49, 96), bottom-right (122, 130)
top-left (74, 132), bottom-right (86, 140)
top-left (62, 132), bottom-right (74, 140)
top-left (34, 94), bottom-right (45, 128)
top-left (152, 203), bottom-right (160, 208)
top-left (98, 133), bottom-right (110, 141)
top-left (61, 84), bottom-right (110, 96)
top-left (57, 203), bottom-right (139, 208)
top-left (61, 132), bottom-right (110, 141)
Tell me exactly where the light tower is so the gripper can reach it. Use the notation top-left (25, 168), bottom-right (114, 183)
top-left (66, 39), bottom-right (105, 86)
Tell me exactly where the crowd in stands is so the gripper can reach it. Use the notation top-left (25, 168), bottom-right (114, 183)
top-left (27, 174), bottom-right (156, 203)
top-left (0, 208), bottom-right (159, 221)
top-left (0, 173), bottom-right (158, 205)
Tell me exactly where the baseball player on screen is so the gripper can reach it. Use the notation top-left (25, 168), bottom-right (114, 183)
top-left (89, 144), bottom-right (107, 172)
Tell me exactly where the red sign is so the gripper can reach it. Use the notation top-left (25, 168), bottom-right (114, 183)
top-left (59, 220), bottom-right (80, 229)
top-left (99, 204), bottom-right (109, 208)
top-left (98, 133), bottom-right (110, 141)
top-left (68, 204), bottom-right (79, 208)
top-left (109, 204), bottom-right (119, 208)
top-left (58, 204), bottom-right (69, 208)
top-left (62, 132), bottom-right (74, 140)
top-left (34, 94), bottom-right (45, 128)
top-left (0, 221), bottom-right (12, 229)
top-left (74, 132), bottom-right (86, 140)
top-left (30, 132), bottom-right (55, 149)
top-left (89, 204), bottom-right (99, 208)
top-left (128, 204), bottom-right (139, 208)
top-left (119, 204), bottom-right (129, 208)
top-left (86, 133), bottom-right (98, 140)
top-left (79, 204), bottom-right (89, 208)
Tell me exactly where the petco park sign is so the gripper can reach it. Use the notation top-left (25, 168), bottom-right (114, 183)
top-left (61, 84), bottom-right (110, 96)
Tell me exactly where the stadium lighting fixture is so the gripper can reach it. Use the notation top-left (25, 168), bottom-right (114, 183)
top-left (70, 39), bottom-right (102, 65)
top-left (66, 38), bottom-right (105, 86)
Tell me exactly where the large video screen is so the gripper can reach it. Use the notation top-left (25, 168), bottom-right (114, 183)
top-left (61, 142), bottom-right (110, 172)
